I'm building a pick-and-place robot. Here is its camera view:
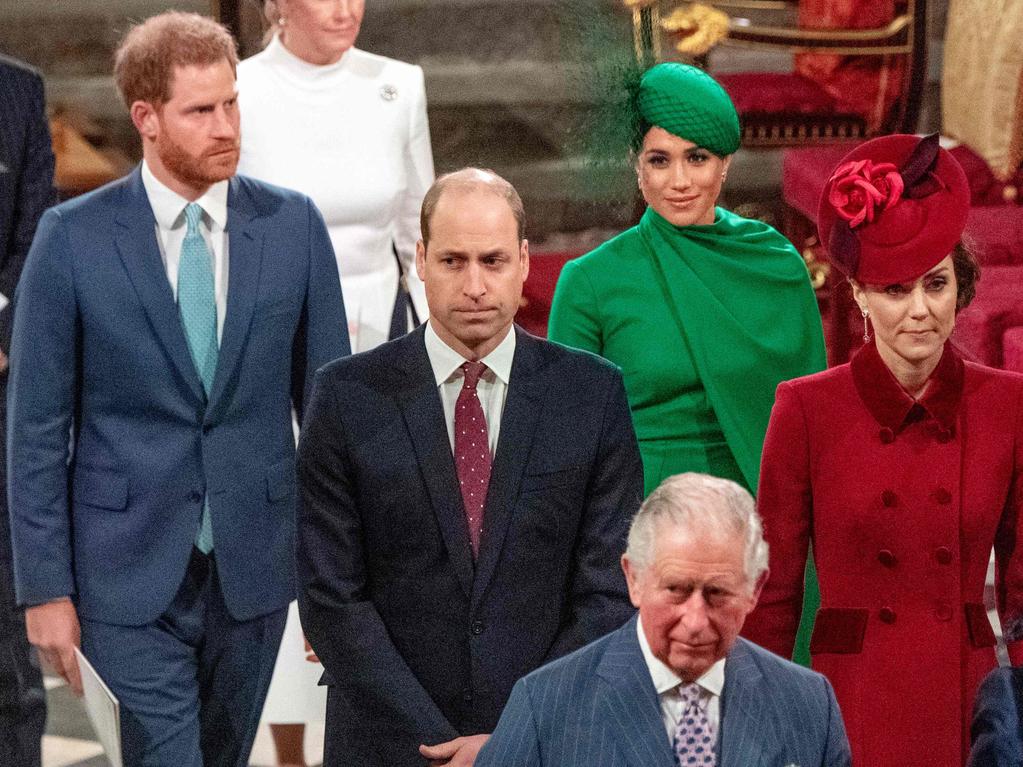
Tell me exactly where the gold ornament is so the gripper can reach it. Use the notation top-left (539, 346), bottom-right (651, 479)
top-left (661, 3), bottom-right (730, 57)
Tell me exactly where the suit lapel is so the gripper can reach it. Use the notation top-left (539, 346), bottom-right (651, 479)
top-left (596, 617), bottom-right (676, 767)
top-left (471, 328), bottom-right (545, 608)
top-left (718, 639), bottom-right (774, 767)
top-left (114, 168), bottom-right (204, 403)
top-left (207, 177), bottom-right (265, 414)
top-left (397, 329), bottom-right (475, 599)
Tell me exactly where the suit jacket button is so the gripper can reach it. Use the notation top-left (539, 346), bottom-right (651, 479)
top-left (881, 490), bottom-right (898, 508)
top-left (879, 607), bottom-right (896, 624)
top-left (462, 690), bottom-right (473, 703)
top-left (936, 429), bottom-right (952, 444)
top-left (879, 427), bottom-right (895, 444)
top-left (877, 549), bottom-right (897, 568)
top-left (935, 603), bottom-right (953, 621)
top-left (935, 546), bottom-right (953, 565)
top-left (470, 620), bottom-right (484, 636)
top-left (189, 491), bottom-right (203, 503)
top-left (933, 488), bottom-right (952, 505)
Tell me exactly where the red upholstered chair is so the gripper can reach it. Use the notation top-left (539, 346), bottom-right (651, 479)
top-left (515, 252), bottom-right (576, 338)
top-left (1002, 328), bottom-right (1023, 373)
top-left (627, 0), bottom-right (927, 147)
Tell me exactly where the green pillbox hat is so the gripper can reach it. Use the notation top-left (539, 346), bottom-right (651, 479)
top-left (638, 62), bottom-right (741, 156)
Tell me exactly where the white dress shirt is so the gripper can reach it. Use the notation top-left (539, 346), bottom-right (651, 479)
top-left (141, 160), bottom-right (229, 341)
top-left (424, 320), bottom-right (515, 457)
top-left (637, 616), bottom-right (726, 742)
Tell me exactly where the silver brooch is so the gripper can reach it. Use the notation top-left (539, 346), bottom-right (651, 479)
top-left (380, 84), bottom-right (398, 101)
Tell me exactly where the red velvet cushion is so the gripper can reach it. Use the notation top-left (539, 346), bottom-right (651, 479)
top-left (782, 143), bottom-right (863, 220)
top-left (1002, 327), bottom-right (1023, 373)
top-left (717, 72), bottom-right (838, 116)
top-left (952, 265), bottom-right (1023, 366)
top-left (949, 144), bottom-right (1023, 207)
top-left (515, 251), bottom-right (576, 338)
top-left (964, 207), bottom-right (1023, 266)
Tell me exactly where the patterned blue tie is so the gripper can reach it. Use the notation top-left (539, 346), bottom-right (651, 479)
top-left (178, 202), bottom-right (218, 553)
top-left (673, 683), bottom-right (716, 766)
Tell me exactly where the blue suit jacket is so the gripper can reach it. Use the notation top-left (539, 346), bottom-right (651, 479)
top-left (8, 167), bottom-right (349, 625)
top-left (968, 667), bottom-right (1023, 767)
top-left (297, 325), bottom-right (643, 765)
top-left (477, 616), bottom-right (851, 767)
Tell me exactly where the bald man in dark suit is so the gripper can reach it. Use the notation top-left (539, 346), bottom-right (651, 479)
top-left (0, 52), bottom-right (55, 767)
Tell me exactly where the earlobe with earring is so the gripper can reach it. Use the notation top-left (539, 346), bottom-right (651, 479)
top-left (861, 307), bottom-right (871, 342)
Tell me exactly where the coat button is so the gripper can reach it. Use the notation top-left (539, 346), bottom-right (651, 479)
top-left (470, 620), bottom-right (484, 636)
top-left (189, 491), bottom-right (203, 503)
top-left (462, 689), bottom-right (473, 703)
top-left (933, 488), bottom-right (952, 505)
top-left (881, 490), bottom-right (898, 508)
top-left (879, 427), bottom-right (895, 444)
top-left (879, 607), bottom-right (896, 624)
top-left (935, 547), bottom-right (953, 565)
top-left (936, 429), bottom-right (952, 444)
top-left (935, 603), bottom-right (953, 621)
top-left (877, 549), bottom-right (897, 568)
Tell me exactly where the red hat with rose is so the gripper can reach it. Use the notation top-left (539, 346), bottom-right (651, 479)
top-left (817, 133), bottom-right (971, 284)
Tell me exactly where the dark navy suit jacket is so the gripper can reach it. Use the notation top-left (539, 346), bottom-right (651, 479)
top-left (968, 667), bottom-right (1023, 767)
top-left (297, 325), bottom-right (643, 765)
top-left (8, 167), bottom-right (349, 626)
top-left (477, 616), bottom-right (852, 767)
top-left (0, 55), bottom-right (53, 355)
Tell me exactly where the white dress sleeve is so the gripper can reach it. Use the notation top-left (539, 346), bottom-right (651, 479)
top-left (395, 65), bottom-right (434, 322)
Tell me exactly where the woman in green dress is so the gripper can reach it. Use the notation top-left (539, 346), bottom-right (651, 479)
top-left (549, 63), bottom-right (827, 665)
top-left (549, 62), bottom-right (826, 498)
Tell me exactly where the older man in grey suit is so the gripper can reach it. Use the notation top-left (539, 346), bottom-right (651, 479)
top-left (476, 473), bottom-right (851, 767)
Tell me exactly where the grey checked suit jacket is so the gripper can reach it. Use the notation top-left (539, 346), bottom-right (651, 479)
top-left (476, 615), bottom-right (851, 767)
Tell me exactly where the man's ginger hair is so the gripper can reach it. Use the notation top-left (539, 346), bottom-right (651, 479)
top-left (114, 11), bottom-right (238, 108)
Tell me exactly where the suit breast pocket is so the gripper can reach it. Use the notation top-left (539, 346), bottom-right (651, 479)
top-left (519, 465), bottom-right (587, 493)
top-left (255, 297), bottom-right (297, 324)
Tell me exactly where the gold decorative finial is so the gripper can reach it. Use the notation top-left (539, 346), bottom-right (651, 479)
top-left (661, 3), bottom-right (730, 57)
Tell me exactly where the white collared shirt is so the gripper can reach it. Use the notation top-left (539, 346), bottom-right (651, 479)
top-left (637, 617), bottom-right (726, 743)
top-left (424, 320), bottom-right (515, 456)
top-left (141, 160), bottom-right (230, 341)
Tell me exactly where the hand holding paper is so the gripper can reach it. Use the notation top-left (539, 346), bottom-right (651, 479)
top-left (25, 597), bottom-right (82, 695)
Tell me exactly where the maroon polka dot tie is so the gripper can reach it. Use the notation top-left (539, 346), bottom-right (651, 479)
top-left (454, 361), bottom-right (491, 557)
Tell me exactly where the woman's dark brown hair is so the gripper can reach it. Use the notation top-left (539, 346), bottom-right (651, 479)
top-left (952, 242), bottom-right (980, 312)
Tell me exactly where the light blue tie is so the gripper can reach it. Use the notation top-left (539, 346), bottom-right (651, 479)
top-left (178, 202), bottom-right (218, 553)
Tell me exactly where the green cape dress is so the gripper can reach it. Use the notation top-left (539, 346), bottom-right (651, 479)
top-left (549, 205), bottom-right (827, 664)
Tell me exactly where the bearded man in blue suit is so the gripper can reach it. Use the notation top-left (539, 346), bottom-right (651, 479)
top-left (7, 12), bottom-right (348, 767)
top-left (477, 473), bottom-right (851, 767)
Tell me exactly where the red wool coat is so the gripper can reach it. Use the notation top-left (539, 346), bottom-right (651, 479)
top-left (743, 341), bottom-right (1023, 767)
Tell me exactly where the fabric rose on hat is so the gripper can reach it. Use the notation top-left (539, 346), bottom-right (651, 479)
top-left (827, 159), bottom-right (905, 228)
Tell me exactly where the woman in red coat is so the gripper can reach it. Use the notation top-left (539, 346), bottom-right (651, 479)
top-left (743, 134), bottom-right (1023, 766)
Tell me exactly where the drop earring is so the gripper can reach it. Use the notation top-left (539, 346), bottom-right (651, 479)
top-left (861, 307), bottom-right (871, 342)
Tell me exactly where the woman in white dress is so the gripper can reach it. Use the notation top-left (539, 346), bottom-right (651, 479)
top-left (238, 0), bottom-right (434, 354)
top-left (236, 2), bottom-right (434, 764)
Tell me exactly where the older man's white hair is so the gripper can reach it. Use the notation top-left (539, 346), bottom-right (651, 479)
top-left (624, 473), bottom-right (769, 589)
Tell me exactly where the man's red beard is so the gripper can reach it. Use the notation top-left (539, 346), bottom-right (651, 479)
top-left (157, 132), bottom-right (240, 189)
